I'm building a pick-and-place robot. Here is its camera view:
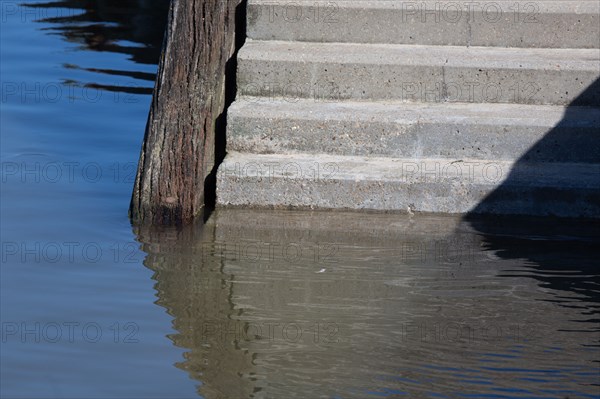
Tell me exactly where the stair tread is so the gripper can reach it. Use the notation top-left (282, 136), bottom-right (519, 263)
top-left (240, 40), bottom-right (600, 71)
top-left (219, 152), bottom-right (599, 187)
top-left (250, 0), bottom-right (600, 14)
top-left (248, 1), bottom-right (599, 48)
top-left (238, 40), bottom-right (600, 105)
top-left (217, 152), bottom-right (600, 216)
top-left (227, 98), bottom-right (600, 162)
top-left (230, 97), bottom-right (600, 127)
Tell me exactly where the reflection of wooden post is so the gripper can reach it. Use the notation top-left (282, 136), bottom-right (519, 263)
top-left (135, 223), bottom-right (255, 398)
top-left (130, 0), bottom-right (241, 225)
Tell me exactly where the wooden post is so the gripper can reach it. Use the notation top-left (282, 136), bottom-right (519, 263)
top-left (130, 0), bottom-right (242, 225)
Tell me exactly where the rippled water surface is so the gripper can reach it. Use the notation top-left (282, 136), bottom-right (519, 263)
top-left (1, 2), bottom-right (599, 398)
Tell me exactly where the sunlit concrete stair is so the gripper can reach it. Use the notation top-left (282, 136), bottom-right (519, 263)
top-left (217, 0), bottom-right (600, 217)
top-left (246, 0), bottom-right (599, 48)
top-left (237, 41), bottom-right (600, 105)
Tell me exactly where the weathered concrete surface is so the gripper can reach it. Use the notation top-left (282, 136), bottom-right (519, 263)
top-left (238, 40), bottom-right (600, 105)
top-left (216, 1), bottom-right (600, 217)
top-left (217, 152), bottom-right (600, 218)
top-left (227, 98), bottom-right (600, 162)
top-left (248, 0), bottom-right (600, 49)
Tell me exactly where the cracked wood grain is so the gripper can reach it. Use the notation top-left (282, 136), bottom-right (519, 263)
top-left (130, 0), bottom-right (242, 225)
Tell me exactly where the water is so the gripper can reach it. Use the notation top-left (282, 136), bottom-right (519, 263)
top-left (1, 2), bottom-right (599, 398)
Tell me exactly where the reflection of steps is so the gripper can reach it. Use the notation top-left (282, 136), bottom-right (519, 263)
top-left (217, 1), bottom-right (600, 217)
top-left (206, 208), bottom-right (600, 398)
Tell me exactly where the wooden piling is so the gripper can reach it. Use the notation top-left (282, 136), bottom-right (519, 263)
top-left (130, 0), bottom-right (242, 225)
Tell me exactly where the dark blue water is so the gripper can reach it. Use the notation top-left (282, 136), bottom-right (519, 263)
top-left (1, 1), bottom-right (197, 397)
top-left (1, 2), bottom-right (599, 399)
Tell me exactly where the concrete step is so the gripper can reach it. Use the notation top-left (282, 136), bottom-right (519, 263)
top-left (216, 152), bottom-right (600, 218)
top-left (238, 40), bottom-right (600, 106)
top-left (247, 0), bottom-right (600, 49)
top-left (227, 98), bottom-right (600, 163)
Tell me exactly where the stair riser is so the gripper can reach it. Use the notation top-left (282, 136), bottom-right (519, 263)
top-left (228, 113), bottom-right (599, 163)
top-left (248, 2), bottom-right (600, 49)
top-left (218, 171), bottom-right (600, 218)
top-left (238, 60), bottom-right (600, 106)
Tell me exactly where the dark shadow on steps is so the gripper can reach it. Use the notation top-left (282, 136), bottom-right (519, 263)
top-left (462, 78), bottom-right (600, 343)
top-left (204, 0), bottom-right (248, 221)
top-left (465, 78), bottom-right (600, 218)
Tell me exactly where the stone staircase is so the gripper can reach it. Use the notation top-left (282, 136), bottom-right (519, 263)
top-left (216, 0), bottom-right (600, 217)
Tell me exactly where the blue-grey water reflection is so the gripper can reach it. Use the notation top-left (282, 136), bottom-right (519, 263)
top-left (1, 1), bottom-right (598, 398)
top-left (136, 210), bottom-right (599, 399)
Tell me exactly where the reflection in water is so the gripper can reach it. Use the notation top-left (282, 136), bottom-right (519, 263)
top-left (135, 209), bottom-right (600, 398)
top-left (462, 76), bottom-right (600, 362)
top-left (465, 216), bottom-right (600, 336)
top-left (26, 0), bottom-right (170, 94)
top-left (135, 223), bottom-right (256, 399)
top-left (22, 2), bottom-right (598, 396)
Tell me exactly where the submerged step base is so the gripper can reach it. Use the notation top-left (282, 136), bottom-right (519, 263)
top-left (216, 152), bottom-right (600, 218)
